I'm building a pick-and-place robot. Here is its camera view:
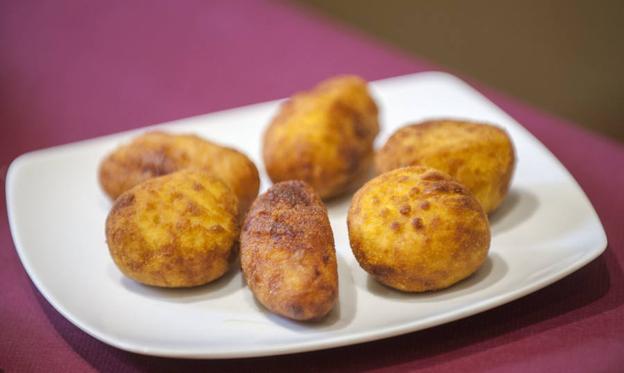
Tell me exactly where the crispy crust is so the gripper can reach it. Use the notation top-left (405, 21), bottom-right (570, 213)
top-left (375, 119), bottom-right (515, 213)
top-left (98, 131), bottom-right (260, 217)
top-left (348, 166), bottom-right (490, 292)
top-left (240, 181), bottom-right (338, 320)
top-left (263, 75), bottom-right (379, 199)
top-left (105, 169), bottom-right (239, 287)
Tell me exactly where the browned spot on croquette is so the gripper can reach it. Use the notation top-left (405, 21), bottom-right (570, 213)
top-left (175, 219), bottom-right (188, 230)
top-left (424, 182), bottom-right (451, 194)
top-left (420, 200), bottom-right (430, 210)
top-left (421, 171), bottom-right (445, 181)
top-left (139, 149), bottom-right (177, 177)
top-left (288, 303), bottom-right (304, 319)
top-left (186, 201), bottom-right (202, 216)
top-left (269, 221), bottom-right (296, 240)
top-left (266, 180), bottom-right (312, 207)
top-left (161, 243), bottom-right (175, 256)
top-left (113, 193), bottom-right (135, 210)
top-left (322, 253), bottom-right (331, 264)
top-left (430, 216), bottom-right (441, 229)
top-left (267, 273), bottom-right (283, 293)
top-left (209, 225), bottom-right (225, 233)
top-left (450, 195), bottom-right (482, 213)
top-left (192, 182), bottom-right (204, 191)
top-left (411, 217), bottom-right (424, 230)
top-left (399, 204), bottom-right (411, 215)
top-left (368, 264), bottom-right (396, 277)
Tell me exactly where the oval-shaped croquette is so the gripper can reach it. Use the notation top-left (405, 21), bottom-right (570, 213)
top-left (99, 131), bottom-right (260, 217)
top-left (106, 170), bottom-right (239, 287)
top-left (241, 181), bottom-right (338, 320)
top-left (263, 75), bottom-right (379, 199)
top-left (348, 166), bottom-right (490, 292)
top-left (375, 119), bottom-right (515, 213)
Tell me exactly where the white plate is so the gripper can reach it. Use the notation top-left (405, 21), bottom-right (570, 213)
top-left (6, 72), bottom-right (607, 359)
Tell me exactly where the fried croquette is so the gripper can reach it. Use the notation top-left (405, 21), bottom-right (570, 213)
top-left (263, 75), bottom-right (380, 199)
top-left (348, 166), bottom-right (490, 292)
top-left (99, 131), bottom-right (260, 217)
top-left (241, 180), bottom-right (338, 320)
top-left (105, 169), bottom-right (239, 287)
top-left (375, 119), bottom-right (515, 213)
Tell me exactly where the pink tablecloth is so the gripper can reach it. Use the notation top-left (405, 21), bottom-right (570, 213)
top-left (2, 1), bottom-right (623, 372)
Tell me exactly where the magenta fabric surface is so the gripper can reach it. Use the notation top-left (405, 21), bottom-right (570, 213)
top-left (2, 1), bottom-right (623, 372)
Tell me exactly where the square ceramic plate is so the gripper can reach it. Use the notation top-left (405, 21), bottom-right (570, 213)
top-left (7, 72), bottom-right (607, 359)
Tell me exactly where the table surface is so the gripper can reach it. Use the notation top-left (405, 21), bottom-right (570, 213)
top-left (2, 1), bottom-right (623, 372)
